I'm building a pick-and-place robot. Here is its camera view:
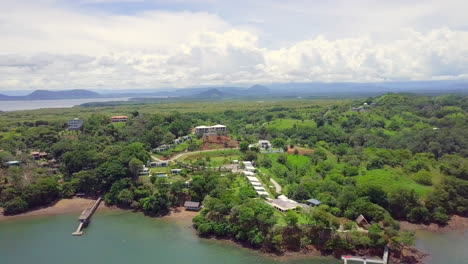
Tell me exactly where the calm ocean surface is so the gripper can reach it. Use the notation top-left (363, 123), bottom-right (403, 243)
top-left (0, 211), bottom-right (466, 264)
top-left (0, 211), bottom-right (339, 264)
top-left (0, 98), bottom-right (130, 111)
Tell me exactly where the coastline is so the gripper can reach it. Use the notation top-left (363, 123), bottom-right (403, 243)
top-left (399, 215), bottom-right (468, 233)
top-left (0, 198), bottom-right (114, 222)
top-left (2, 198), bottom-right (467, 263)
top-left (0, 198), bottom-right (198, 224)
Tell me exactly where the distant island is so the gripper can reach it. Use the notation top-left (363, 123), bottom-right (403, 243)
top-left (0, 89), bottom-right (101, 101)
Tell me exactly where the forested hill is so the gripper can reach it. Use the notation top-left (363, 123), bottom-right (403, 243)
top-left (0, 89), bottom-right (100, 101)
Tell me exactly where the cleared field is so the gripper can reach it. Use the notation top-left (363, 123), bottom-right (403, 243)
top-left (356, 169), bottom-right (432, 196)
top-left (265, 118), bottom-right (317, 130)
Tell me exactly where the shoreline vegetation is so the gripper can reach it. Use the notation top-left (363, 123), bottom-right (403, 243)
top-left (1, 198), bottom-right (466, 263)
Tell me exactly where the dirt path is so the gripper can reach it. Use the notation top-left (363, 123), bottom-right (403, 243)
top-left (270, 178), bottom-right (282, 194)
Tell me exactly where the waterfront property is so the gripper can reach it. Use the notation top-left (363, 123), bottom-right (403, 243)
top-left (267, 195), bottom-right (309, 212)
top-left (110, 115), bottom-right (129, 122)
top-left (67, 118), bottom-right (83, 130)
top-left (184, 201), bottom-right (201, 211)
top-left (193, 124), bottom-right (227, 135)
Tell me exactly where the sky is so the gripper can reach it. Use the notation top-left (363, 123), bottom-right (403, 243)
top-left (1, 0), bottom-right (468, 91)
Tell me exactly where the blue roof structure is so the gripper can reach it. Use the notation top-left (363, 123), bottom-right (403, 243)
top-left (306, 198), bottom-right (321, 206)
top-left (5, 160), bottom-right (21, 165)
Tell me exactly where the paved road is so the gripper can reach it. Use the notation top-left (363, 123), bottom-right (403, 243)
top-left (270, 178), bottom-right (282, 194)
top-left (152, 148), bottom-right (240, 162)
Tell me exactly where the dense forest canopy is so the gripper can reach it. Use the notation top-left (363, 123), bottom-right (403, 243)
top-left (0, 93), bottom-right (467, 255)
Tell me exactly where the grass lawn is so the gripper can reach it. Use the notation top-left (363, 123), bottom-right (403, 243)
top-left (265, 118), bottom-right (316, 130)
top-left (356, 168), bottom-right (432, 196)
top-left (111, 122), bottom-right (126, 129)
top-left (286, 155), bottom-right (311, 168)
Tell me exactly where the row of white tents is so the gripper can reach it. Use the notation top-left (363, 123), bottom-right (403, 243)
top-left (242, 161), bottom-right (269, 197)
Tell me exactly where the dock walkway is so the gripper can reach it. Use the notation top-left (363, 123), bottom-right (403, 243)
top-left (72, 196), bottom-right (102, 236)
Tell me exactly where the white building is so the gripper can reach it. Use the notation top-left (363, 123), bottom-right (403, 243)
top-left (67, 118), bottom-right (83, 130)
top-left (249, 140), bottom-right (272, 150)
top-left (193, 124), bottom-right (227, 135)
top-left (267, 195), bottom-right (309, 212)
top-left (150, 161), bottom-right (168, 167)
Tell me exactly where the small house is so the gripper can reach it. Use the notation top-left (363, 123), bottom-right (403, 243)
top-left (306, 198), bottom-right (321, 207)
top-left (150, 161), bottom-right (168, 167)
top-left (110, 116), bottom-right (129, 122)
top-left (156, 174), bottom-right (168, 178)
top-left (31, 151), bottom-right (40, 160)
top-left (184, 201), bottom-right (201, 211)
top-left (140, 165), bottom-right (150, 175)
top-left (171, 169), bottom-right (182, 174)
top-left (356, 214), bottom-right (370, 229)
top-left (67, 118), bottom-right (83, 130)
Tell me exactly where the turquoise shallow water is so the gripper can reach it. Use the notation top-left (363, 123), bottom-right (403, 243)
top-left (0, 211), bottom-right (339, 264)
top-left (1, 211), bottom-right (467, 264)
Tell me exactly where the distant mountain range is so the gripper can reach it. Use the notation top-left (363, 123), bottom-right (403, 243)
top-left (0, 89), bottom-right (101, 101)
top-left (0, 81), bottom-right (467, 101)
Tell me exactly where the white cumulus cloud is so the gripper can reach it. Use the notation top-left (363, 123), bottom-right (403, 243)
top-left (0, 0), bottom-right (468, 90)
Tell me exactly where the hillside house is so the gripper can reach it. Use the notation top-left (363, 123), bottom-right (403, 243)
top-left (171, 169), bottom-right (182, 174)
top-left (150, 161), bottom-right (168, 167)
top-left (155, 145), bottom-right (170, 152)
top-left (249, 140), bottom-right (272, 150)
top-left (268, 195), bottom-right (309, 212)
top-left (110, 116), bottom-right (129, 122)
top-left (193, 124), bottom-right (227, 135)
top-left (140, 165), bottom-right (149, 175)
top-left (31, 151), bottom-right (48, 160)
top-left (67, 118), bottom-right (84, 130)
top-left (306, 198), bottom-right (321, 207)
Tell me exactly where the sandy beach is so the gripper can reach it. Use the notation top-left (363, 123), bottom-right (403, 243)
top-left (0, 198), bottom-right (112, 222)
top-left (0, 199), bottom-right (198, 224)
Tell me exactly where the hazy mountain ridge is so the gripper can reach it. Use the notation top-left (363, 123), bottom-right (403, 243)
top-left (0, 89), bottom-right (100, 101)
top-left (1, 81), bottom-right (467, 101)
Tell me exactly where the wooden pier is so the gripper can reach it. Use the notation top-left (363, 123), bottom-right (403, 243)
top-left (72, 196), bottom-right (102, 236)
top-left (341, 246), bottom-right (389, 264)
